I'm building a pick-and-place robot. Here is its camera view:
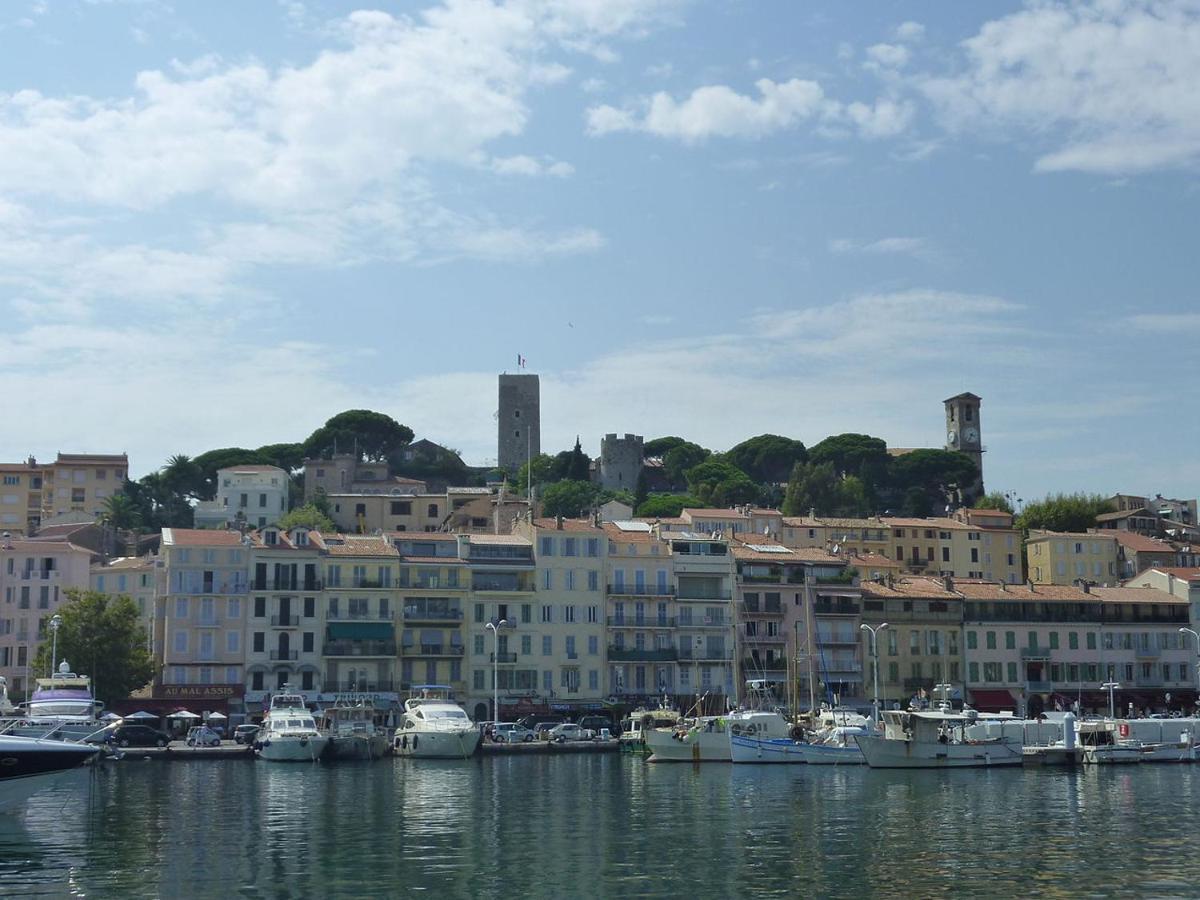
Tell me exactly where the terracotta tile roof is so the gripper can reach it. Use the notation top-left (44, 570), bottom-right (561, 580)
top-left (532, 518), bottom-right (603, 533)
top-left (781, 517), bottom-right (823, 527)
top-left (601, 524), bottom-right (661, 544)
top-left (882, 517), bottom-right (969, 530)
top-left (1113, 532), bottom-right (1176, 554)
top-left (93, 556), bottom-right (154, 570)
top-left (219, 464), bottom-right (286, 473)
top-left (322, 535), bottom-right (399, 558)
top-left (162, 528), bottom-right (247, 547)
top-left (682, 508), bottom-right (751, 519)
top-left (469, 534), bottom-right (531, 546)
top-left (400, 556), bottom-right (466, 565)
top-left (1091, 586), bottom-right (1187, 605)
top-left (859, 576), bottom-right (961, 600)
top-left (2, 539), bottom-right (90, 554)
top-left (729, 542), bottom-right (841, 563)
top-left (1027, 531), bottom-right (1118, 542)
top-left (55, 453), bottom-right (128, 465)
top-left (1134, 567), bottom-right (1200, 581)
top-left (851, 552), bottom-right (904, 568)
top-left (387, 532), bottom-right (460, 542)
top-left (955, 582), bottom-right (1093, 602)
top-left (1096, 508), bottom-right (1151, 521)
top-left (966, 508), bottom-right (1012, 517)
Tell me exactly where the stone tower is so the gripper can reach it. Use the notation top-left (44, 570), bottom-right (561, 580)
top-left (944, 392), bottom-right (984, 502)
top-left (498, 374), bottom-right (540, 472)
top-left (598, 433), bottom-right (644, 491)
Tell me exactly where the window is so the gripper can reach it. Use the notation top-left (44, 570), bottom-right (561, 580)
top-left (427, 504), bottom-right (438, 518)
top-left (173, 631), bottom-right (187, 653)
top-left (589, 670), bottom-right (599, 691)
top-left (474, 635), bottom-right (484, 655)
top-left (966, 630), bottom-right (978, 651)
top-left (985, 631), bottom-right (996, 650)
top-left (542, 635), bottom-right (552, 656)
top-left (253, 632), bottom-right (265, 652)
top-left (175, 597), bottom-right (189, 619)
top-left (887, 630), bottom-right (897, 656)
top-left (942, 547), bottom-right (950, 562)
top-left (1005, 631), bottom-right (1015, 650)
top-left (226, 631), bottom-right (239, 653)
top-left (1007, 662), bottom-right (1018, 683)
top-left (254, 596), bottom-right (266, 617)
top-left (302, 632), bottom-right (314, 653)
top-left (474, 603), bottom-right (484, 623)
top-left (1087, 632), bottom-right (1096, 650)
top-left (909, 631), bottom-right (920, 655)
top-left (588, 635), bottom-right (598, 655)
top-left (1068, 631), bottom-right (1078, 650)
top-left (542, 570), bottom-right (552, 590)
top-left (541, 605), bottom-right (553, 623)
top-left (1049, 632), bottom-right (1059, 650)
top-left (540, 537), bottom-right (554, 556)
top-left (565, 605), bottom-right (576, 624)
top-left (228, 598), bottom-right (241, 619)
top-left (521, 635), bottom-right (532, 655)
top-left (473, 670), bottom-right (484, 690)
top-left (564, 538), bottom-right (577, 557)
top-left (588, 571), bottom-right (599, 591)
top-left (887, 662), bottom-right (899, 683)
top-left (586, 539), bottom-right (599, 558)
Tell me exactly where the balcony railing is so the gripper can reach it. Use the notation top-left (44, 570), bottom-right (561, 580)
top-left (744, 632), bottom-right (785, 644)
top-left (471, 579), bottom-right (534, 593)
top-left (739, 602), bottom-right (783, 616)
top-left (271, 615), bottom-right (300, 627)
top-left (742, 658), bottom-right (787, 672)
top-left (607, 584), bottom-right (675, 597)
top-left (607, 616), bottom-right (675, 628)
top-left (323, 641), bottom-right (397, 657)
top-left (1134, 646), bottom-right (1161, 659)
top-left (677, 648), bottom-right (730, 661)
top-left (250, 579), bottom-right (322, 592)
top-left (813, 602), bottom-right (860, 616)
top-left (351, 578), bottom-right (390, 589)
top-left (608, 647), bottom-right (678, 662)
top-left (1026, 680), bottom-right (1052, 692)
top-left (490, 652), bottom-right (518, 663)
top-left (675, 591), bottom-right (732, 602)
top-left (816, 634), bottom-right (860, 646)
top-left (402, 607), bottom-right (463, 621)
top-left (327, 609), bottom-right (395, 621)
top-left (326, 680), bottom-right (397, 693)
top-left (406, 644), bottom-right (465, 657)
top-left (824, 660), bottom-right (863, 673)
top-left (678, 618), bottom-right (729, 629)
top-left (1020, 648), bottom-right (1052, 660)
top-left (269, 650), bottom-right (299, 661)
top-left (196, 616), bottom-right (220, 628)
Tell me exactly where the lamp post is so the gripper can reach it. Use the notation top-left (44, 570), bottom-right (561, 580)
top-left (1101, 679), bottom-right (1120, 720)
top-left (486, 619), bottom-right (508, 724)
top-left (49, 614), bottom-right (63, 679)
top-left (860, 622), bottom-right (888, 723)
top-left (1180, 628), bottom-right (1200, 705)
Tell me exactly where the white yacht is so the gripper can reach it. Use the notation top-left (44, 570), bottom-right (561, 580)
top-left (392, 686), bottom-right (479, 759)
top-left (256, 688), bottom-right (330, 762)
top-left (0, 733), bottom-right (100, 814)
top-left (645, 710), bottom-right (793, 762)
top-left (1077, 718), bottom-right (1200, 764)
top-left (855, 708), bottom-right (1024, 768)
top-left (7, 661), bottom-right (107, 743)
top-left (320, 697), bottom-right (389, 761)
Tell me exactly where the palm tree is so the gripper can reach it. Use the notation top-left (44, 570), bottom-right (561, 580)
top-left (99, 493), bottom-right (142, 533)
top-left (162, 454), bottom-right (203, 500)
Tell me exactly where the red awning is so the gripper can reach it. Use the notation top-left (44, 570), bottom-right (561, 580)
top-left (968, 689), bottom-right (1017, 712)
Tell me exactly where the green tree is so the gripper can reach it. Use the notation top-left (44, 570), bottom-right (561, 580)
top-left (974, 491), bottom-right (1015, 514)
top-left (303, 410), bottom-right (414, 462)
top-left (684, 459), bottom-right (760, 507)
top-left (162, 453), bottom-right (205, 499)
top-left (540, 480), bottom-right (600, 518)
top-left (1016, 493), bottom-right (1115, 533)
top-left (277, 503), bottom-right (336, 532)
top-left (808, 433), bottom-right (890, 477)
top-left (256, 442), bottom-right (306, 473)
top-left (724, 434), bottom-right (808, 484)
top-left (633, 468), bottom-right (650, 512)
top-left (635, 493), bottom-right (702, 518)
top-left (191, 448), bottom-right (271, 499)
top-left (663, 442), bottom-right (711, 486)
top-left (888, 449), bottom-right (979, 512)
top-left (782, 461), bottom-right (841, 516)
top-left (512, 453), bottom-right (559, 495)
top-left (98, 491), bottom-right (143, 533)
top-left (565, 437), bottom-right (591, 482)
top-left (643, 436), bottom-right (686, 458)
top-left (34, 590), bottom-right (155, 707)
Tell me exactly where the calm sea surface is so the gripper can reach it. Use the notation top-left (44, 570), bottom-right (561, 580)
top-left (3, 754), bottom-right (1200, 898)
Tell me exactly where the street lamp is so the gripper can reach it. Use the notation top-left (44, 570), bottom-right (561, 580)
top-left (1101, 679), bottom-right (1121, 720)
top-left (485, 619), bottom-right (508, 724)
top-left (1180, 628), bottom-right (1200, 704)
top-left (49, 614), bottom-right (63, 679)
top-left (860, 622), bottom-right (888, 723)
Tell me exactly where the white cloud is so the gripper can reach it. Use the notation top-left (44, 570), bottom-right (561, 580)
top-left (895, 21), bottom-right (925, 43)
top-left (865, 42), bottom-right (909, 70)
top-left (488, 154), bottom-right (575, 177)
top-left (921, 0), bottom-right (1200, 174)
top-left (1122, 312), bottom-right (1200, 333)
top-left (828, 236), bottom-right (928, 256)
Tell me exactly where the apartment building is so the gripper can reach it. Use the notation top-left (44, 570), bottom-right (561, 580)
top-left (0, 535), bottom-right (93, 696)
top-left (1126, 568), bottom-right (1200, 633)
top-left (0, 453), bottom-right (128, 533)
top-left (1113, 532), bottom-right (1178, 580)
top-left (603, 521), bottom-right (676, 703)
top-left (91, 556), bottom-right (161, 656)
top-left (732, 543), bottom-right (801, 688)
top-left (858, 576), bottom-right (964, 709)
top-left (679, 507), bottom-right (785, 540)
top-left (395, 533), bottom-right (469, 698)
top-left (671, 533), bottom-right (737, 709)
top-left (785, 556), bottom-right (864, 709)
top-left (157, 528), bottom-right (249, 718)
top-left (1026, 531), bottom-right (1119, 586)
top-left (194, 465), bottom-right (290, 530)
top-left (327, 492), bottom-right (450, 534)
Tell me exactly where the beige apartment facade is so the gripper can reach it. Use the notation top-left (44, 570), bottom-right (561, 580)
top-left (0, 453), bottom-right (128, 534)
top-left (1026, 531), bottom-right (1119, 587)
top-left (91, 556), bottom-right (161, 656)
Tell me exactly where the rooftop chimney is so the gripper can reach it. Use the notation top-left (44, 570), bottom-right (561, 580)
top-left (1027, 579), bottom-right (1036, 593)
top-left (556, 514), bottom-right (564, 530)
top-left (942, 575), bottom-right (953, 592)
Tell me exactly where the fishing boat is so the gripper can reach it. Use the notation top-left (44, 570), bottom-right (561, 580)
top-left (645, 709), bottom-right (793, 762)
top-left (855, 708), bottom-right (1024, 768)
top-left (255, 688), bottom-right (330, 762)
top-left (617, 705), bottom-right (681, 754)
top-left (392, 685), bottom-right (479, 759)
top-left (0, 733), bottom-right (100, 814)
top-left (320, 696), bottom-right (389, 761)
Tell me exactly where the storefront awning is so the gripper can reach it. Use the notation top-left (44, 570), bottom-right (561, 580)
top-left (326, 622), bottom-right (393, 641)
top-left (969, 689), bottom-right (1017, 712)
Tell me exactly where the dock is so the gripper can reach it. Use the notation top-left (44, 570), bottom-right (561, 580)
top-left (112, 742), bottom-right (255, 761)
top-left (480, 739), bottom-right (620, 755)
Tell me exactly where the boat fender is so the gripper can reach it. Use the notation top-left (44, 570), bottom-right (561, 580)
top-left (300, 737), bottom-right (308, 745)
top-left (1119, 723), bottom-right (1130, 738)
top-left (730, 724), bottom-right (742, 737)
top-left (789, 725), bottom-right (804, 741)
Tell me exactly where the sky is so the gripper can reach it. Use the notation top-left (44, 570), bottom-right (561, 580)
top-left (1, 0), bottom-right (1198, 503)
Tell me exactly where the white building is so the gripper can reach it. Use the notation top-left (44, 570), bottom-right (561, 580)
top-left (194, 465), bottom-right (290, 530)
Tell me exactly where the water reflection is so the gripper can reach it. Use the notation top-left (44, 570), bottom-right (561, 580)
top-left (0, 758), bottom-right (1199, 897)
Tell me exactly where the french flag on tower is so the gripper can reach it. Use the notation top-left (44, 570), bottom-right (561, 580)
top-left (517, 354), bottom-right (526, 369)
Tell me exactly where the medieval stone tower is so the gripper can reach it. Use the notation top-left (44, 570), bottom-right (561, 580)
top-left (598, 433), bottom-right (644, 491)
top-left (498, 374), bottom-right (540, 472)
top-left (944, 392), bottom-right (984, 501)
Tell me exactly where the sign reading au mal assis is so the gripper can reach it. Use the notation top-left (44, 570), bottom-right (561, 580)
top-left (158, 685), bottom-right (243, 700)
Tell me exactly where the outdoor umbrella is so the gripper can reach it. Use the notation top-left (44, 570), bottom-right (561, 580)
top-left (205, 712), bottom-right (228, 721)
top-left (127, 710), bottom-right (159, 720)
top-left (168, 710), bottom-right (201, 720)
top-left (100, 712), bottom-right (121, 721)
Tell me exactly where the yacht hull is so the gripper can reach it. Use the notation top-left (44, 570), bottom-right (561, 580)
top-left (257, 735), bottom-right (330, 762)
top-left (392, 729), bottom-right (480, 759)
top-left (855, 735), bottom-right (1023, 769)
top-left (328, 734), bottom-right (390, 761)
top-left (646, 728), bottom-right (730, 762)
top-left (0, 736), bottom-right (100, 814)
top-left (730, 735), bottom-right (806, 764)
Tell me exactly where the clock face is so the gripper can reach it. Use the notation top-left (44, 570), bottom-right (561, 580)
top-left (964, 427), bottom-right (978, 443)
top-left (947, 430), bottom-right (957, 444)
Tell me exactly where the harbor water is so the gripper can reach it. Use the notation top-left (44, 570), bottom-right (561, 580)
top-left (4, 756), bottom-right (1200, 898)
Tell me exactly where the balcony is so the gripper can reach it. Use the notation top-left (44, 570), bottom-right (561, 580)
top-left (250, 579), bottom-right (322, 592)
top-left (471, 577), bottom-right (534, 593)
top-left (406, 644), bottom-right (465, 657)
top-left (675, 591), bottom-right (732, 602)
top-left (744, 632), bottom-right (785, 644)
top-left (816, 634), bottom-right (860, 647)
top-left (677, 648), bottom-right (730, 662)
top-left (1026, 680), bottom-right (1052, 692)
top-left (607, 584), bottom-right (675, 597)
top-left (678, 618), bottom-right (729, 629)
top-left (270, 650), bottom-right (299, 661)
top-left (490, 652), bottom-right (518, 664)
top-left (271, 615), bottom-right (300, 627)
top-left (196, 616), bottom-right (221, 628)
top-left (350, 579), bottom-right (391, 590)
top-left (742, 657), bottom-right (787, 672)
top-left (607, 616), bottom-right (675, 628)
top-left (813, 602), bottom-right (860, 616)
top-left (323, 640), bottom-right (397, 657)
top-left (608, 647), bottom-right (679, 662)
top-left (1020, 648), bottom-right (1051, 660)
top-left (739, 602), bottom-right (783, 616)
top-left (326, 680), bottom-right (397, 693)
top-left (327, 609), bottom-right (395, 621)
top-left (1135, 646), bottom-right (1161, 659)
top-left (402, 607), bottom-right (463, 621)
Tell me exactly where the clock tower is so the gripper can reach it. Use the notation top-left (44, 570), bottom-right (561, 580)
top-left (944, 392), bottom-right (984, 502)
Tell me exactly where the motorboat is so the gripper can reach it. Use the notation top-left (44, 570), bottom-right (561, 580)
top-left (617, 705), bottom-right (681, 754)
top-left (855, 708), bottom-right (1024, 768)
top-left (392, 685), bottom-right (479, 759)
top-left (729, 720), bottom-right (869, 765)
top-left (320, 697), bottom-right (390, 761)
top-left (0, 733), bottom-right (100, 814)
top-left (1077, 718), bottom-right (1200, 764)
top-left (645, 710), bottom-right (793, 762)
top-left (255, 688), bottom-right (330, 762)
top-left (0, 676), bottom-right (16, 715)
top-left (26, 661), bottom-right (103, 720)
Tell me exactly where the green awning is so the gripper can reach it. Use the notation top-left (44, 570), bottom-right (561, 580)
top-left (326, 622), bottom-right (393, 641)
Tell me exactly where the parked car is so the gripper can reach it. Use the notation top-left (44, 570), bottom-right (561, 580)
top-left (186, 726), bottom-right (221, 747)
top-left (109, 724), bottom-right (171, 748)
top-left (233, 724), bottom-right (260, 745)
top-left (492, 723), bottom-right (535, 744)
top-left (532, 722), bottom-right (561, 741)
top-left (548, 723), bottom-right (591, 743)
top-left (577, 715), bottom-right (613, 735)
top-left (518, 715), bottom-right (564, 732)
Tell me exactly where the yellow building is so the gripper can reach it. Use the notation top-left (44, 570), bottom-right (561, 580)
top-left (395, 532), bottom-right (470, 697)
top-left (603, 521), bottom-right (676, 702)
top-left (0, 453), bottom-right (128, 533)
top-left (91, 556), bottom-right (161, 657)
top-left (1026, 531), bottom-right (1119, 586)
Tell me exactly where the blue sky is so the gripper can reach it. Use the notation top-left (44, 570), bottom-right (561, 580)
top-left (1, 0), bottom-right (1197, 503)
